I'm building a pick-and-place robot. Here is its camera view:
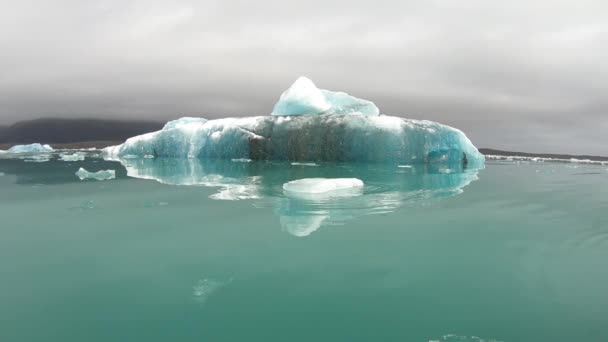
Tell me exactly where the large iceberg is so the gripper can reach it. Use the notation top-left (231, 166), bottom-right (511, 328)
top-left (8, 143), bottom-right (54, 154)
top-left (105, 78), bottom-right (484, 166)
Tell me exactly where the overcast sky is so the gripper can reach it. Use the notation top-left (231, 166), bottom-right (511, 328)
top-left (1, 0), bottom-right (606, 154)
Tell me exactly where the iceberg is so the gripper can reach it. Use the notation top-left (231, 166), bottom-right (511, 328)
top-left (104, 77), bottom-right (484, 166)
top-left (75, 167), bottom-right (116, 181)
top-left (7, 143), bottom-right (54, 153)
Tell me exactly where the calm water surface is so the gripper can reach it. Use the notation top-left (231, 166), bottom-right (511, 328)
top-left (0, 153), bottom-right (607, 342)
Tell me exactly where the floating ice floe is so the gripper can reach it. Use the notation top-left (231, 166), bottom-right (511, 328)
top-left (75, 167), bottom-right (116, 181)
top-left (283, 178), bottom-right (364, 198)
top-left (59, 153), bottom-right (85, 162)
top-left (7, 143), bottom-right (54, 153)
top-left (103, 77), bottom-right (484, 166)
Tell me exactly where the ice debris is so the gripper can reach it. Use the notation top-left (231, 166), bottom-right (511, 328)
top-left (7, 143), bottom-right (54, 153)
top-left (59, 153), bottom-right (85, 161)
top-left (486, 154), bottom-right (608, 165)
top-left (75, 167), bottom-right (116, 181)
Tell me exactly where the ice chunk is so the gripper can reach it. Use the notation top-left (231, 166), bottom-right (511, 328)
top-left (7, 143), bottom-right (54, 153)
top-left (283, 178), bottom-right (364, 198)
top-left (75, 167), bottom-right (116, 181)
top-left (59, 153), bottom-right (85, 161)
top-left (271, 77), bottom-right (379, 116)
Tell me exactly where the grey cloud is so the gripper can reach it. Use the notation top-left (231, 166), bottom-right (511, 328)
top-left (0, 0), bottom-right (607, 154)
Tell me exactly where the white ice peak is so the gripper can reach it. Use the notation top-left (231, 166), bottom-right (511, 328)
top-left (271, 76), bottom-right (379, 116)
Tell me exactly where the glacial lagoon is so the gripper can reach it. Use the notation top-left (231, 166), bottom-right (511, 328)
top-left (1, 152), bottom-right (608, 341)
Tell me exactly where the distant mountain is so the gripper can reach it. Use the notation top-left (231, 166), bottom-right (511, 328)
top-left (0, 118), bottom-right (164, 144)
top-left (479, 148), bottom-right (608, 162)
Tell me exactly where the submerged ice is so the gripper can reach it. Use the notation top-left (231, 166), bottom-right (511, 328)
top-left (105, 77), bottom-right (484, 166)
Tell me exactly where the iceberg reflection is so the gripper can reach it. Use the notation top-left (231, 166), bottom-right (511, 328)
top-left (111, 157), bottom-right (482, 236)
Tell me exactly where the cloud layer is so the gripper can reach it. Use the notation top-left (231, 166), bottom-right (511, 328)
top-left (1, 0), bottom-right (606, 154)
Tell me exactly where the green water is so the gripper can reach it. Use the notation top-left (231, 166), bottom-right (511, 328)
top-left (1, 155), bottom-right (607, 341)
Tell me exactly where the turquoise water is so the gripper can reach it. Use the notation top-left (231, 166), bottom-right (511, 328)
top-left (1, 154), bottom-right (607, 341)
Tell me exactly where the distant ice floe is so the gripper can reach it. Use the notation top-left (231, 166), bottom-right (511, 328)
top-left (75, 167), bottom-right (116, 181)
top-left (59, 153), bottom-right (85, 162)
top-left (486, 154), bottom-right (608, 165)
top-left (7, 143), bottom-right (54, 154)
